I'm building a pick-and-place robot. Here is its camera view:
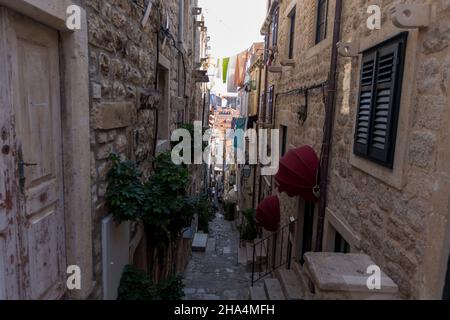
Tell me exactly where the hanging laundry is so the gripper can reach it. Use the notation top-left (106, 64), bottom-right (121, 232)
top-left (226, 56), bottom-right (238, 93)
top-left (233, 117), bottom-right (247, 150)
top-left (234, 50), bottom-right (249, 88)
top-left (216, 59), bottom-right (222, 80)
top-left (222, 57), bottom-right (230, 84)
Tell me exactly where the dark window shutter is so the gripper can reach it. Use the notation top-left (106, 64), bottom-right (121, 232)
top-left (354, 32), bottom-right (407, 168)
top-left (354, 52), bottom-right (376, 156)
top-left (368, 41), bottom-right (402, 166)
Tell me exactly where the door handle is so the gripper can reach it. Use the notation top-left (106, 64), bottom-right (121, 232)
top-left (17, 146), bottom-right (37, 194)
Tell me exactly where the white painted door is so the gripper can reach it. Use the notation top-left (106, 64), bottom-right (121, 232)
top-left (0, 9), bottom-right (66, 300)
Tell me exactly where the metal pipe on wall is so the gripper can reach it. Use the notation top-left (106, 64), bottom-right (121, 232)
top-left (315, 0), bottom-right (343, 252)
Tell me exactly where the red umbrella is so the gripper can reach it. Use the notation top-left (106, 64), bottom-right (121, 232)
top-left (256, 196), bottom-right (280, 232)
top-left (275, 146), bottom-right (319, 201)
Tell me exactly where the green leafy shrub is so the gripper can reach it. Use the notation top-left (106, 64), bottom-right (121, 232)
top-left (118, 265), bottom-right (184, 300)
top-left (197, 196), bottom-right (214, 232)
top-left (117, 265), bottom-right (155, 300)
top-left (106, 154), bottom-right (146, 223)
top-left (106, 152), bottom-right (195, 247)
top-left (143, 152), bottom-right (194, 245)
top-left (155, 275), bottom-right (185, 300)
top-left (223, 201), bottom-right (236, 221)
top-left (241, 208), bottom-right (257, 241)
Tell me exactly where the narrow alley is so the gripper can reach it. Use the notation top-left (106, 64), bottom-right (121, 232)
top-left (183, 210), bottom-right (250, 300)
top-left (0, 0), bottom-right (449, 305)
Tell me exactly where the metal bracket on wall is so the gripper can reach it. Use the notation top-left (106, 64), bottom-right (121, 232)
top-left (195, 21), bottom-right (205, 28)
top-left (192, 7), bottom-right (202, 16)
top-left (337, 41), bottom-right (360, 57)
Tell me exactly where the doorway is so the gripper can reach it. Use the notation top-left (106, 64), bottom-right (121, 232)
top-left (0, 9), bottom-right (67, 299)
top-left (299, 202), bottom-right (315, 264)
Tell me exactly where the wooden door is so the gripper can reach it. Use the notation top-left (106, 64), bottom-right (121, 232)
top-left (0, 9), bottom-right (66, 299)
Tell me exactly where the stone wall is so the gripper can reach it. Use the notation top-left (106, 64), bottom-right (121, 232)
top-left (262, 0), bottom-right (450, 299)
top-left (85, 0), bottom-right (204, 298)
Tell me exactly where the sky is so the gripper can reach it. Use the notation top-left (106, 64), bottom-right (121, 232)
top-left (199, 0), bottom-right (267, 59)
top-left (199, 0), bottom-right (267, 95)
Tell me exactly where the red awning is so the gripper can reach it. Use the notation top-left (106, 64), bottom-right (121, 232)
top-left (256, 196), bottom-right (280, 232)
top-left (275, 146), bottom-right (319, 202)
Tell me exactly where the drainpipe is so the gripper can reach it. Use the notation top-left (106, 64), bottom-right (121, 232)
top-left (315, 0), bottom-right (343, 252)
top-left (153, 28), bottom-right (160, 157)
top-left (253, 65), bottom-right (263, 208)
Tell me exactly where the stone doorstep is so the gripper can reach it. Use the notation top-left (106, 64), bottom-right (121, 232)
top-left (249, 286), bottom-right (268, 300)
top-left (263, 278), bottom-right (286, 300)
top-left (192, 233), bottom-right (208, 252)
top-left (276, 268), bottom-right (305, 300)
top-left (304, 253), bottom-right (400, 297)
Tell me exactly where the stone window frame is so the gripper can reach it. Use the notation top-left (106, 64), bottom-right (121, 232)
top-left (287, 6), bottom-right (296, 60)
top-left (323, 208), bottom-right (360, 254)
top-left (305, 0), bottom-right (334, 60)
top-left (349, 27), bottom-right (420, 190)
top-left (314, 0), bottom-right (329, 45)
top-left (0, 0), bottom-right (92, 299)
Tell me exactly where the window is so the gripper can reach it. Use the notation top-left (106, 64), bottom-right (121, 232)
top-left (334, 232), bottom-right (350, 254)
top-left (315, 0), bottom-right (328, 44)
top-left (271, 6), bottom-right (279, 47)
top-left (266, 85), bottom-right (274, 124)
top-left (354, 33), bottom-right (408, 168)
top-left (264, 34), bottom-right (270, 63)
top-left (288, 7), bottom-right (296, 59)
top-left (280, 125), bottom-right (288, 156)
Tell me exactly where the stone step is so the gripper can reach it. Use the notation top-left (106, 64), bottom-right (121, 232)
top-left (238, 246), bottom-right (247, 265)
top-left (264, 278), bottom-right (285, 300)
top-left (246, 243), bottom-right (254, 265)
top-left (192, 233), bottom-right (208, 252)
top-left (291, 262), bottom-right (314, 300)
top-left (249, 286), bottom-right (268, 300)
top-left (246, 241), bottom-right (268, 263)
top-left (277, 268), bottom-right (305, 300)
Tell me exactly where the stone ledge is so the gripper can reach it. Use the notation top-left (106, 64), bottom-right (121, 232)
top-left (304, 253), bottom-right (399, 294)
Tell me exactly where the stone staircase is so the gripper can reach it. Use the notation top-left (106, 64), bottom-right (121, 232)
top-left (248, 263), bottom-right (310, 300)
top-left (238, 239), bottom-right (268, 272)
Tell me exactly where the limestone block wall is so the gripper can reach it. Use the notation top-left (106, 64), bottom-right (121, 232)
top-left (324, 0), bottom-right (450, 299)
top-left (265, 0), bottom-right (450, 299)
top-left (85, 0), bottom-right (204, 298)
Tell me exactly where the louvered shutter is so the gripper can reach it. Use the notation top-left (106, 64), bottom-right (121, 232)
top-left (368, 41), bottom-right (402, 166)
top-left (354, 52), bottom-right (376, 156)
top-left (354, 32), bottom-right (407, 168)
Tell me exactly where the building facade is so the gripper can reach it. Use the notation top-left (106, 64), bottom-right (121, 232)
top-left (248, 0), bottom-right (450, 299)
top-left (0, 0), bottom-right (208, 300)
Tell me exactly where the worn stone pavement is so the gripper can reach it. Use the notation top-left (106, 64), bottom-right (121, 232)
top-left (183, 210), bottom-right (252, 300)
